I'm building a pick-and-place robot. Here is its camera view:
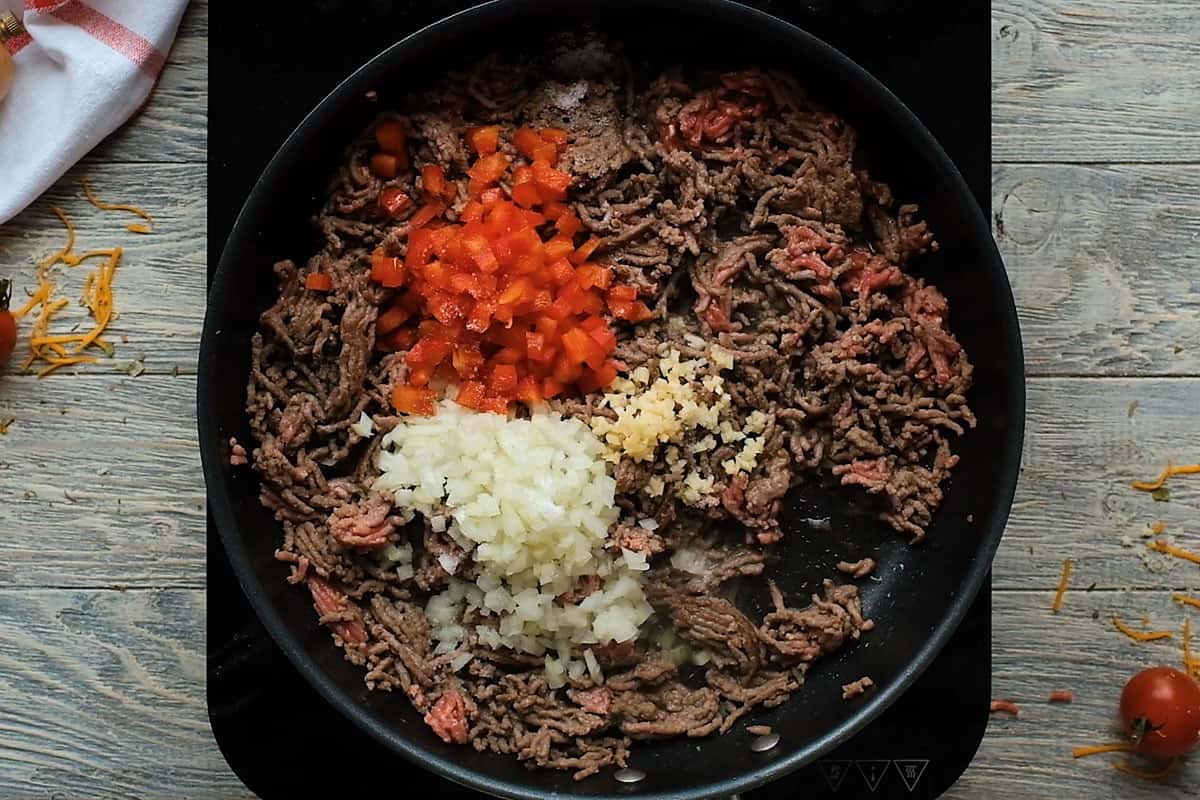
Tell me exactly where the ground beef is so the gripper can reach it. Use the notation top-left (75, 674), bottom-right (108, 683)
top-left (243, 43), bottom-right (971, 780)
top-left (841, 676), bottom-right (875, 699)
top-left (836, 558), bottom-right (876, 579)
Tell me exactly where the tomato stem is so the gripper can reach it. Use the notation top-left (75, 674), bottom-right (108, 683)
top-left (0, 278), bottom-right (10, 311)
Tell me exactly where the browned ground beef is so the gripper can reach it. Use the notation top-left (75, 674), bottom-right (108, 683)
top-left (244, 45), bottom-right (969, 779)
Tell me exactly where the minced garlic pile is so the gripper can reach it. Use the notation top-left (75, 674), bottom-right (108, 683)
top-left (588, 342), bottom-right (770, 505)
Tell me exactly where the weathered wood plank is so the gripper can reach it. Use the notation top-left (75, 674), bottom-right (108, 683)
top-left (995, 378), bottom-right (1200, 592)
top-left (2, 372), bottom-right (1192, 594)
top-left (995, 164), bottom-right (1200, 377)
top-left (0, 376), bottom-right (204, 589)
top-left (947, 589), bottom-right (1200, 798)
top-left (81, 0), bottom-right (207, 164)
top-left (993, 0), bottom-right (1200, 163)
top-left (0, 588), bottom-right (246, 797)
top-left (0, 162), bottom-right (205, 376)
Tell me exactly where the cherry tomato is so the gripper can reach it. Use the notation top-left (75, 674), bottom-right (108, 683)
top-left (1119, 666), bottom-right (1200, 758)
top-left (0, 279), bottom-right (16, 366)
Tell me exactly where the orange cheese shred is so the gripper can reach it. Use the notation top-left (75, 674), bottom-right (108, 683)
top-left (1072, 742), bottom-right (1133, 759)
top-left (1147, 540), bottom-right (1200, 565)
top-left (1112, 616), bottom-right (1173, 643)
top-left (1173, 593), bottom-right (1200, 610)
top-left (15, 202), bottom-right (123, 376)
top-left (1131, 461), bottom-right (1200, 492)
top-left (81, 178), bottom-right (154, 232)
top-left (1052, 558), bottom-right (1073, 613)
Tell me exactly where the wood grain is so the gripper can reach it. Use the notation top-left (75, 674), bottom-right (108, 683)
top-left (0, 376), bottom-right (205, 590)
top-left (81, 0), bottom-right (207, 164)
top-left (995, 165), bottom-right (1200, 376)
top-left (0, 588), bottom-right (246, 798)
top-left (0, 162), bottom-right (205, 376)
top-left (994, 0), bottom-right (1200, 163)
top-left (948, 589), bottom-right (1200, 798)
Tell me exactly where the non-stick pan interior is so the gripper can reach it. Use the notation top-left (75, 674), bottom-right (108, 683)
top-left (199, 1), bottom-right (1023, 798)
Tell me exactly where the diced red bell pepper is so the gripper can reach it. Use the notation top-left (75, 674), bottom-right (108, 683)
top-left (407, 364), bottom-right (434, 387)
top-left (531, 142), bottom-right (558, 165)
top-left (608, 285), bottom-right (638, 302)
top-left (376, 327), bottom-right (417, 353)
top-left (609, 298), bottom-right (654, 322)
top-left (305, 273), bottom-right (333, 291)
top-left (521, 209), bottom-right (547, 227)
top-left (468, 153), bottom-right (511, 186)
top-left (488, 363), bottom-right (519, 394)
top-left (575, 263), bottom-right (612, 290)
top-left (532, 160), bottom-right (571, 200)
top-left (406, 336), bottom-right (454, 368)
top-left (542, 377), bottom-right (566, 399)
top-left (513, 127), bottom-right (544, 160)
top-left (543, 238), bottom-right (575, 262)
top-left (377, 304), bottom-right (411, 334)
top-left (479, 186), bottom-right (504, 208)
top-left (579, 315), bottom-right (605, 332)
top-left (375, 120), bottom-right (408, 155)
top-left (392, 385), bottom-right (436, 415)
top-left (588, 323), bottom-right (617, 353)
top-left (551, 353), bottom-right (582, 384)
top-left (421, 164), bottom-right (448, 199)
top-left (460, 200), bottom-right (485, 224)
top-left (466, 299), bottom-right (495, 333)
top-left (511, 181), bottom-right (543, 209)
top-left (512, 164), bottom-right (534, 185)
top-left (492, 346), bottom-right (524, 365)
top-left (378, 188), bottom-right (412, 218)
top-left (497, 276), bottom-right (536, 307)
top-left (452, 345), bottom-right (485, 378)
top-left (406, 230), bottom-right (437, 269)
top-left (467, 125), bottom-right (502, 156)
top-left (526, 331), bottom-right (550, 362)
top-left (370, 253), bottom-right (405, 287)
top-left (455, 380), bottom-right (486, 409)
top-left (428, 292), bottom-right (468, 324)
top-left (561, 327), bottom-right (607, 370)
top-left (532, 288), bottom-right (552, 312)
top-left (515, 375), bottom-right (542, 405)
top-left (544, 295), bottom-right (573, 321)
top-left (409, 200), bottom-right (446, 229)
top-left (461, 232), bottom-right (499, 273)
top-left (580, 289), bottom-right (604, 316)
top-left (539, 127), bottom-right (570, 146)
top-left (555, 212), bottom-right (582, 238)
top-left (542, 201), bottom-right (568, 220)
top-left (370, 153), bottom-right (401, 179)
top-left (569, 236), bottom-right (603, 265)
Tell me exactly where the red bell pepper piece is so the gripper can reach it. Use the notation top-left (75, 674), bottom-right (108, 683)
top-left (370, 253), bottom-right (405, 287)
top-left (467, 125), bottom-right (502, 156)
top-left (378, 188), bottom-right (412, 218)
top-left (392, 385), bottom-right (436, 415)
top-left (304, 273), bottom-right (333, 292)
top-left (375, 120), bottom-right (408, 155)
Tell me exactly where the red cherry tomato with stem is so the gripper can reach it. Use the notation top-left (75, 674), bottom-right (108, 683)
top-left (0, 279), bottom-right (16, 366)
top-left (1119, 666), bottom-right (1200, 758)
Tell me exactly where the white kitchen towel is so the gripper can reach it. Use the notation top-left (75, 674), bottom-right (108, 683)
top-left (0, 0), bottom-right (189, 224)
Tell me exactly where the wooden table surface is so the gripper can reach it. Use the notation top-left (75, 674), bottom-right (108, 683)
top-left (2, 1), bottom-right (1199, 797)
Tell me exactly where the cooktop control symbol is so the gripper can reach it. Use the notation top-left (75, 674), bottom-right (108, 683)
top-left (855, 760), bottom-right (891, 792)
top-left (818, 760), bottom-right (852, 792)
top-left (893, 759), bottom-right (929, 792)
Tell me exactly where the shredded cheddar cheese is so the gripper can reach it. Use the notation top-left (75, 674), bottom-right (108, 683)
top-left (1147, 539), bottom-right (1200, 565)
top-left (1072, 743), bottom-right (1133, 759)
top-left (81, 178), bottom-right (154, 233)
top-left (1173, 593), bottom-right (1200, 610)
top-left (15, 200), bottom-right (127, 377)
top-left (1152, 520), bottom-right (1167, 535)
top-left (1131, 461), bottom-right (1200, 492)
top-left (1112, 616), bottom-right (1173, 643)
top-left (1052, 558), bottom-right (1073, 613)
top-left (1185, 619), bottom-right (1195, 677)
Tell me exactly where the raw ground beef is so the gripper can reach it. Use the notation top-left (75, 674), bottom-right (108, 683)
top-left (244, 41), bottom-right (970, 779)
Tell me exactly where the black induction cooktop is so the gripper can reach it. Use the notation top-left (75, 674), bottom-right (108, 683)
top-left (207, 2), bottom-right (992, 797)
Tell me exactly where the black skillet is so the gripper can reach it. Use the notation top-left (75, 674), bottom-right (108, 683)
top-left (198, 1), bottom-right (1024, 797)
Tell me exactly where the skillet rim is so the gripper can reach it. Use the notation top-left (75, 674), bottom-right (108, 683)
top-left (199, 1), bottom-right (1025, 797)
